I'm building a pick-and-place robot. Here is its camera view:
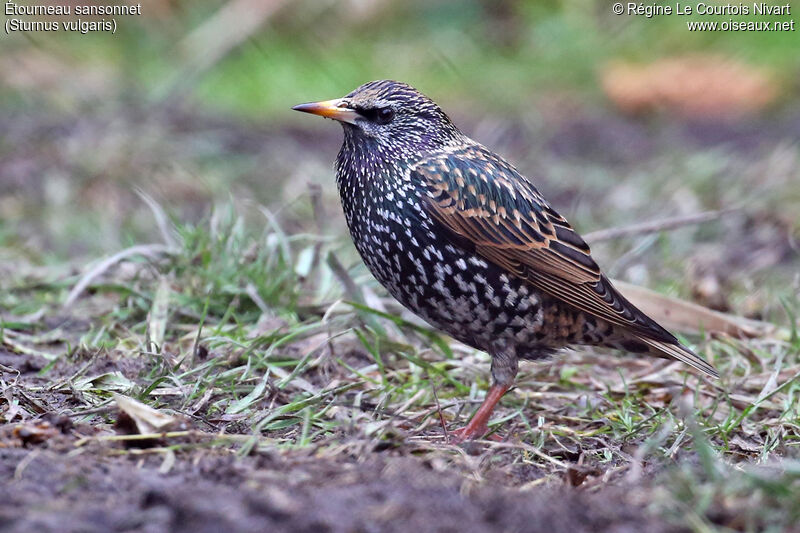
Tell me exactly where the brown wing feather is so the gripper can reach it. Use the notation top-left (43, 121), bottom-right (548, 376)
top-left (413, 145), bottom-right (718, 377)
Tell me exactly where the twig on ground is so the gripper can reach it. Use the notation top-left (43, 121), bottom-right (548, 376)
top-left (487, 440), bottom-right (570, 469)
top-left (135, 189), bottom-right (177, 249)
top-left (428, 372), bottom-right (449, 442)
top-left (584, 208), bottom-right (738, 243)
top-left (326, 252), bottom-right (365, 306)
top-left (63, 244), bottom-right (171, 307)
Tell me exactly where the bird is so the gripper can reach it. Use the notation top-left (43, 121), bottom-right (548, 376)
top-left (293, 80), bottom-right (718, 442)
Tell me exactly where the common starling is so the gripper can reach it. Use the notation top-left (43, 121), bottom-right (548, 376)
top-left (293, 80), bottom-right (718, 442)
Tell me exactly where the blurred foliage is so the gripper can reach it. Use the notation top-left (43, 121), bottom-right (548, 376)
top-left (0, 0), bottom-right (797, 315)
top-left (1, 0), bottom-right (798, 118)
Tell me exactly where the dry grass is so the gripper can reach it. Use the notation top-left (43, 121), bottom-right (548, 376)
top-left (2, 197), bottom-right (798, 530)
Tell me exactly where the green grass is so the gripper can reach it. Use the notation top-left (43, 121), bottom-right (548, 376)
top-left (3, 198), bottom-right (798, 530)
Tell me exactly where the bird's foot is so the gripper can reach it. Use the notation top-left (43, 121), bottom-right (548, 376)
top-left (448, 424), bottom-right (503, 444)
top-left (448, 424), bottom-right (486, 444)
top-left (448, 383), bottom-right (511, 444)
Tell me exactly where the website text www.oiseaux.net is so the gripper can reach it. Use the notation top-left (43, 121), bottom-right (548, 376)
top-left (617, 3), bottom-right (795, 32)
top-left (687, 18), bottom-right (794, 31)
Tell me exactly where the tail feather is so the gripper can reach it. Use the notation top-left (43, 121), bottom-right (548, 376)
top-left (641, 338), bottom-right (719, 378)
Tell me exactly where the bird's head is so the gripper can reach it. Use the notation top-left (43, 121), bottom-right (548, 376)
top-left (293, 80), bottom-right (462, 156)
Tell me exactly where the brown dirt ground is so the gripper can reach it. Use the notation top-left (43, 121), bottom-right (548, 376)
top-left (0, 441), bottom-right (673, 533)
top-left (0, 348), bottom-right (677, 533)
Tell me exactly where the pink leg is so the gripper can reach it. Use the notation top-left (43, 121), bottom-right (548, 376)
top-left (449, 383), bottom-right (510, 443)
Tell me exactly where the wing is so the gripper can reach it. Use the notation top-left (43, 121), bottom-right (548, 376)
top-left (412, 144), bottom-right (718, 377)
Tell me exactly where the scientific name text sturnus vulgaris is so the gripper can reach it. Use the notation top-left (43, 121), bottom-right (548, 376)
top-left (4, 2), bottom-right (143, 35)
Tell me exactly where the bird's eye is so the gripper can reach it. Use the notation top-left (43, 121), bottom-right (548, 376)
top-left (355, 106), bottom-right (396, 125)
top-left (375, 107), bottom-right (395, 125)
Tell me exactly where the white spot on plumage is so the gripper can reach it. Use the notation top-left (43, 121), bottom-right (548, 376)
top-left (469, 257), bottom-right (488, 268)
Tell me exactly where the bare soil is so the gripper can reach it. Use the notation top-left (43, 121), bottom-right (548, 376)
top-left (0, 438), bottom-right (672, 533)
top-left (0, 346), bottom-right (680, 533)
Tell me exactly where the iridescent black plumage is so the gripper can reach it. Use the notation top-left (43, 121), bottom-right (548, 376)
top-left (294, 80), bottom-right (717, 441)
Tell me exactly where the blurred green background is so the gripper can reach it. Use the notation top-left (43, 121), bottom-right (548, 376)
top-left (1, 0), bottom-right (798, 317)
top-left (4, 1), bottom-right (798, 115)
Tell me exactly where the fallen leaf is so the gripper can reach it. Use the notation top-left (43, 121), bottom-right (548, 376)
top-left (113, 393), bottom-right (182, 435)
top-left (73, 372), bottom-right (135, 393)
top-left (601, 55), bottom-right (778, 117)
top-left (613, 280), bottom-right (787, 340)
top-left (11, 422), bottom-right (59, 447)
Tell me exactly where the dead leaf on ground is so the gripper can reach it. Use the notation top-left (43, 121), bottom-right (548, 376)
top-left (613, 280), bottom-right (787, 340)
top-left (1, 421), bottom-right (61, 447)
top-left (113, 393), bottom-right (183, 435)
top-left (601, 55), bottom-right (778, 117)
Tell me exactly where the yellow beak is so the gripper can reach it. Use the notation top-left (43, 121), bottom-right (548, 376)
top-left (292, 98), bottom-right (359, 124)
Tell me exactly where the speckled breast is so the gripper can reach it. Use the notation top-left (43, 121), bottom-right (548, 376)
top-left (339, 180), bottom-right (582, 356)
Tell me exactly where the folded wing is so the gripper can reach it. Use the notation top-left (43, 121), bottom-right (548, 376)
top-left (413, 144), bottom-right (717, 378)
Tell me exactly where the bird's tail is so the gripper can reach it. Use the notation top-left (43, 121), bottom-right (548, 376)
top-left (641, 338), bottom-right (719, 378)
